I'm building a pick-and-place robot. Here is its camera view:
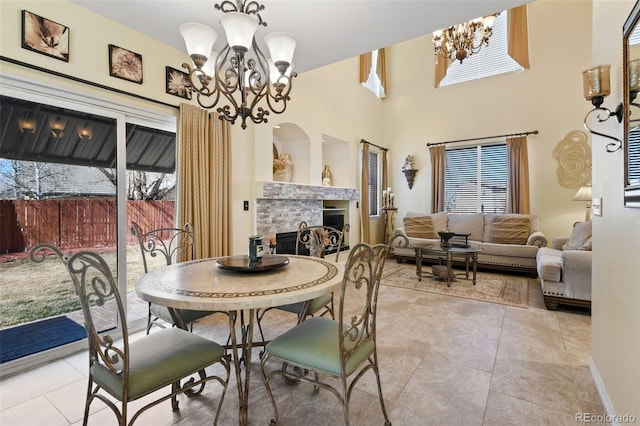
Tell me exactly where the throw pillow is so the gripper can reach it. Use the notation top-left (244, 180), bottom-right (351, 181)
top-left (563, 220), bottom-right (592, 251)
top-left (491, 216), bottom-right (530, 245)
top-left (404, 216), bottom-right (435, 238)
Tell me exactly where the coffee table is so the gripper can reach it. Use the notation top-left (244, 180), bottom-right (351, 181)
top-left (413, 242), bottom-right (482, 287)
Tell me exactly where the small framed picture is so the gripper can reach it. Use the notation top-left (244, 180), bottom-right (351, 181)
top-left (165, 66), bottom-right (192, 100)
top-left (21, 10), bottom-right (69, 62)
top-left (108, 44), bottom-right (143, 84)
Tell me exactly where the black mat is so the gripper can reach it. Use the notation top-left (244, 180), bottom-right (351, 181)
top-left (0, 316), bottom-right (87, 363)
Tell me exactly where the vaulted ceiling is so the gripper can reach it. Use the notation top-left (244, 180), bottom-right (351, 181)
top-left (72, 0), bottom-right (530, 74)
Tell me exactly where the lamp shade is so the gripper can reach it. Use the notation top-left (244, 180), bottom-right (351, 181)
top-left (179, 23), bottom-right (218, 59)
top-left (582, 65), bottom-right (611, 101)
top-left (264, 32), bottom-right (296, 66)
top-left (220, 12), bottom-right (258, 51)
top-left (572, 185), bottom-right (592, 201)
top-left (630, 59), bottom-right (640, 92)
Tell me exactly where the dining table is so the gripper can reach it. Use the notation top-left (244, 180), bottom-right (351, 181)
top-left (135, 253), bottom-right (345, 425)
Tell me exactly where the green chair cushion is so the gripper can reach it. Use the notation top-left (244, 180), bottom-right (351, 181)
top-left (265, 317), bottom-right (374, 377)
top-left (276, 293), bottom-right (332, 316)
top-left (91, 328), bottom-right (224, 400)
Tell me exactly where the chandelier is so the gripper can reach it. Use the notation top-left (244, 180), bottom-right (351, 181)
top-left (180, 0), bottom-right (296, 129)
top-left (433, 13), bottom-right (499, 64)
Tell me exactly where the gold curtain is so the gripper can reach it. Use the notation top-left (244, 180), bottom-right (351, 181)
top-left (508, 5), bottom-right (530, 69)
top-left (434, 54), bottom-right (452, 88)
top-left (177, 103), bottom-right (232, 259)
top-left (360, 143), bottom-right (370, 243)
top-left (506, 136), bottom-right (530, 214)
top-left (376, 48), bottom-right (388, 94)
top-left (429, 145), bottom-right (446, 212)
top-left (359, 52), bottom-right (372, 83)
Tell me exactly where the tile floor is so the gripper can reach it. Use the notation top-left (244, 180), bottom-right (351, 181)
top-left (0, 264), bottom-right (603, 426)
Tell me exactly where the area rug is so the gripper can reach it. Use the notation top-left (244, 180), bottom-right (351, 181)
top-left (381, 262), bottom-right (530, 308)
top-left (0, 316), bottom-right (87, 363)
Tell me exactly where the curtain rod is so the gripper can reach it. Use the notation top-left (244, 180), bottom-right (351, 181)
top-left (426, 130), bottom-right (539, 147)
top-left (360, 139), bottom-right (388, 151)
top-left (0, 55), bottom-right (179, 110)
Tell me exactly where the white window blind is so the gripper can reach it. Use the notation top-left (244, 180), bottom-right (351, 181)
top-left (445, 144), bottom-right (507, 213)
top-left (368, 150), bottom-right (379, 216)
top-left (629, 126), bottom-right (640, 185)
top-left (439, 12), bottom-right (524, 87)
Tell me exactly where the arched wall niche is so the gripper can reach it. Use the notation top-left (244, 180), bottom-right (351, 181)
top-left (321, 133), bottom-right (350, 188)
top-left (273, 122), bottom-right (310, 184)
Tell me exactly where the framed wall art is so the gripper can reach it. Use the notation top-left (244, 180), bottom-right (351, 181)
top-left (108, 44), bottom-right (143, 84)
top-left (165, 66), bottom-right (192, 100)
top-left (21, 10), bottom-right (69, 62)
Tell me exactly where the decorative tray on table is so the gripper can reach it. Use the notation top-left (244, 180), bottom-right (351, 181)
top-left (216, 254), bottom-right (289, 272)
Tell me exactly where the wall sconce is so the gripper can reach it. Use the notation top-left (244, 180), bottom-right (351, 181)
top-left (582, 64), bottom-right (623, 153)
top-left (402, 154), bottom-right (418, 189)
top-left (48, 117), bottom-right (66, 139)
top-left (18, 118), bottom-right (37, 133)
top-left (77, 126), bottom-right (93, 140)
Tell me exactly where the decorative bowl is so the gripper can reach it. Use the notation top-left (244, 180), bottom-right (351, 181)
top-left (438, 231), bottom-right (456, 242)
top-left (438, 231), bottom-right (456, 247)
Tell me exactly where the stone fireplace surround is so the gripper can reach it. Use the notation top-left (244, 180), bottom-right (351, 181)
top-left (255, 181), bottom-right (359, 239)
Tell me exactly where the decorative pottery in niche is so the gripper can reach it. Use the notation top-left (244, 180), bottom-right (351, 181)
top-left (322, 165), bottom-right (333, 186)
top-left (273, 153), bottom-right (293, 182)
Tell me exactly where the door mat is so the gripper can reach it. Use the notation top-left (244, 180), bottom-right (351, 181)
top-left (0, 316), bottom-right (86, 363)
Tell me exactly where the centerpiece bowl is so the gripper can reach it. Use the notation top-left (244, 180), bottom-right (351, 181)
top-left (438, 231), bottom-right (456, 247)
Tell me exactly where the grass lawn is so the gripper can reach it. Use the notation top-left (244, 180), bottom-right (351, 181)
top-left (0, 247), bottom-right (151, 329)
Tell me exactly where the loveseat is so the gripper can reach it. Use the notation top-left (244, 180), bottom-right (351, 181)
top-left (392, 212), bottom-right (548, 276)
top-left (536, 221), bottom-right (592, 310)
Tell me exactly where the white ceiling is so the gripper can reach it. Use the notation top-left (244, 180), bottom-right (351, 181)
top-left (72, 0), bottom-right (530, 74)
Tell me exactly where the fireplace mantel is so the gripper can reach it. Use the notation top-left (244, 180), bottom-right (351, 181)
top-left (256, 181), bottom-right (359, 201)
top-left (255, 181), bottom-right (359, 236)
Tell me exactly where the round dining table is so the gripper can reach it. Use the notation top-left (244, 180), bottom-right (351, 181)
top-left (136, 254), bottom-right (344, 425)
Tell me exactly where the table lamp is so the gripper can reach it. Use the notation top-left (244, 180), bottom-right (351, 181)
top-left (572, 184), bottom-right (593, 221)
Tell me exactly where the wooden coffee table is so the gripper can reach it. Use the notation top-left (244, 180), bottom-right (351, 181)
top-left (413, 242), bottom-right (482, 287)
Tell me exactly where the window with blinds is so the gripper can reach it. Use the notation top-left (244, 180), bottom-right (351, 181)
top-left (629, 127), bottom-right (640, 185)
top-left (368, 150), bottom-right (379, 216)
top-left (439, 12), bottom-right (524, 87)
top-left (444, 144), bottom-right (507, 213)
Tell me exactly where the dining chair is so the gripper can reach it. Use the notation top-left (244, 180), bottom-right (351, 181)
top-left (131, 222), bottom-right (215, 333)
top-left (255, 221), bottom-right (349, 343)
top-left (29, 243), bottom-right (230, 426)
top-left (260, 242), bottom-right (392, 425)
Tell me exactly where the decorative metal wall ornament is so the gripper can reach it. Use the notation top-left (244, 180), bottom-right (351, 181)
top-left (433, 13), bottom-right (499, 64)
top-left (180, 0), bottom-right (297, 129)
top-left (402, 154), bottom-right (418, 189)
top-left (552, 130), bottom-right (592, 189)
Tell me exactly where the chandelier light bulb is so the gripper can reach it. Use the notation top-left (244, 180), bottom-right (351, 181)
top-left (220, 11), bottom-right (259, 52)
top-left (180, 22), bottom-right (218, 67)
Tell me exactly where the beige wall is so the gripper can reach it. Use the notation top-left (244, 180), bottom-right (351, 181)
top-left (2, 1), bottom-right (638, 417)
top-left (383, 0), bottom-right (594, 241)
top-left (591, 0), bottom-right (640, 420)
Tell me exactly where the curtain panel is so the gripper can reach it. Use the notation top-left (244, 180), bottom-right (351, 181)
top-left (177, 103), bottom-right (232, 259)
top-left (429, 145), bottom-right (446, 212)
top-left (360, 143), bottom-right (370, 243)
top-left (359, 52), bottom-right (372, 84)
top-left (506, 136), bottom-right (530, 214)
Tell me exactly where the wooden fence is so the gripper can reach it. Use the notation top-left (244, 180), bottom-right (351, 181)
top-left (0, 199), bottom-right (175, 254)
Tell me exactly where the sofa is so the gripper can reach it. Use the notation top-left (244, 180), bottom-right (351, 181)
top-left (392, 212), bottom-right (548, 276)
top-left (536, 221), bottom-right (592, 310)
